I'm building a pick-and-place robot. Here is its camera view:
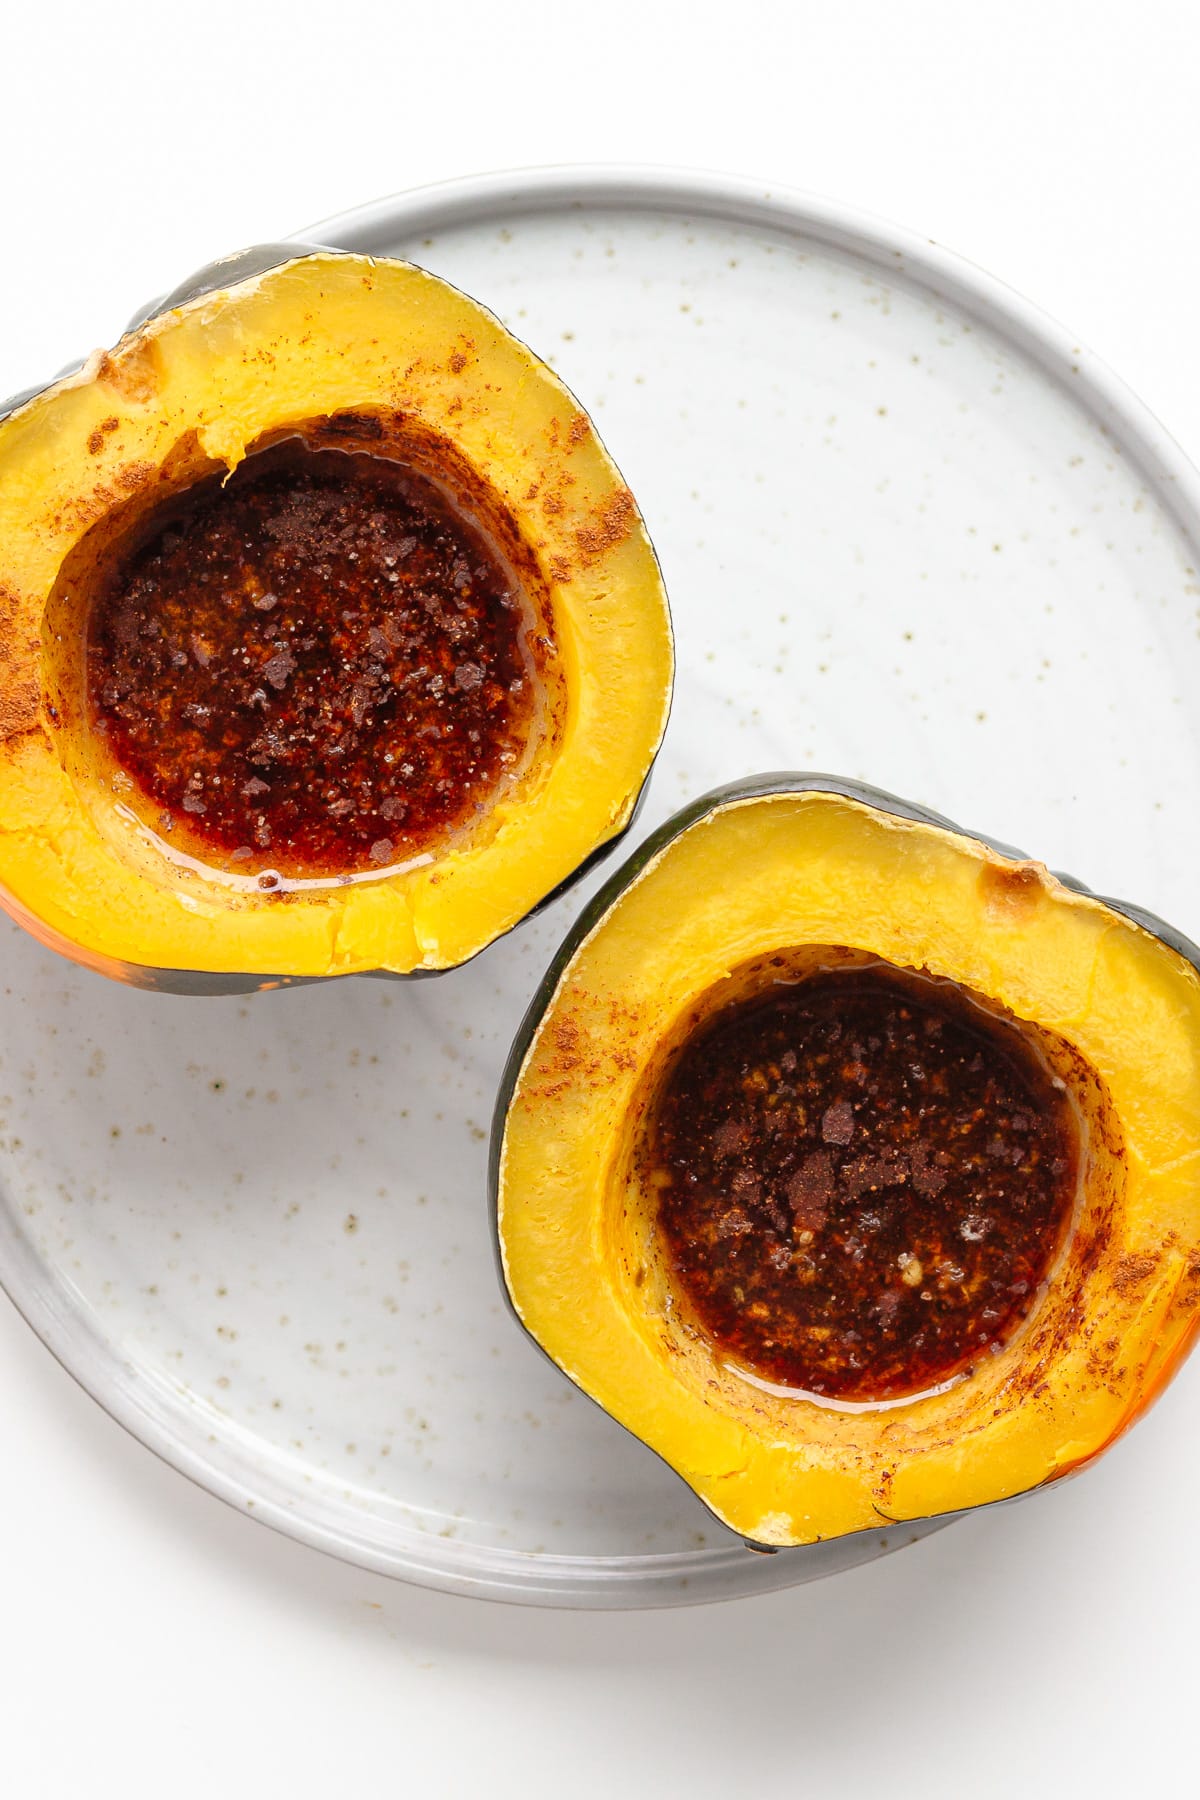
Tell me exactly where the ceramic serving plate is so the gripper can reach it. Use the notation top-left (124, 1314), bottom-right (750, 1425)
top-left (2, 167), bottom-right (1199, 1608)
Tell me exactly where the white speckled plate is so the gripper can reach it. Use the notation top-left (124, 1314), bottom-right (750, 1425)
top-left (3, 168), bottom-right (1200, 1607)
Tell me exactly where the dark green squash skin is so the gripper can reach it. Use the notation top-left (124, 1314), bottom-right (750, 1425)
top-left (488, 771), bottom-right (1200, 1553)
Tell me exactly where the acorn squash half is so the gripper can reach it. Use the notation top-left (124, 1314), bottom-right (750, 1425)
top-left (0, 251), bottom-right (672, 991)
top-left (492, 774), bottom-right (1200, 1548)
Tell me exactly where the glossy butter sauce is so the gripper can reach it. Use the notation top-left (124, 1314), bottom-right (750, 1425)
top-left (649, 957), bottom-right (1079, 1402)
top-left (87, 439), bottom-right (548, 883)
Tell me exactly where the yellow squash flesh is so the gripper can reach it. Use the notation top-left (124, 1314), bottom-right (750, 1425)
top-left (495, 786), bottom-right (1200, 1546)
top-left (0, 253), bottom-right (672, 984)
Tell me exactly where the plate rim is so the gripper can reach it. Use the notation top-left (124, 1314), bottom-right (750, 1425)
top-left (2, 161), bottom-right (1196, 1609)
top-left (303, 162), bottom-right (1200, 555)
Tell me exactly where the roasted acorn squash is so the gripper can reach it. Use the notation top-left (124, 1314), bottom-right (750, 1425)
top-left (492, 774), bottom-right (1200, 1548)
top-left (0, 251), bottom-right (672, 990)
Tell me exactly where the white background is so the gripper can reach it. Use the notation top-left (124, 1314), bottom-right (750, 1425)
top-left (2, 3), bottom-right (1197, 1794)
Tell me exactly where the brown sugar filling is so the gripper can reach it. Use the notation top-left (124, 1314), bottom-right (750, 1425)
top-left (85, 438), bottom-right (549, 881)
top-left (648, 956), bottom-right (1080, 1402)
